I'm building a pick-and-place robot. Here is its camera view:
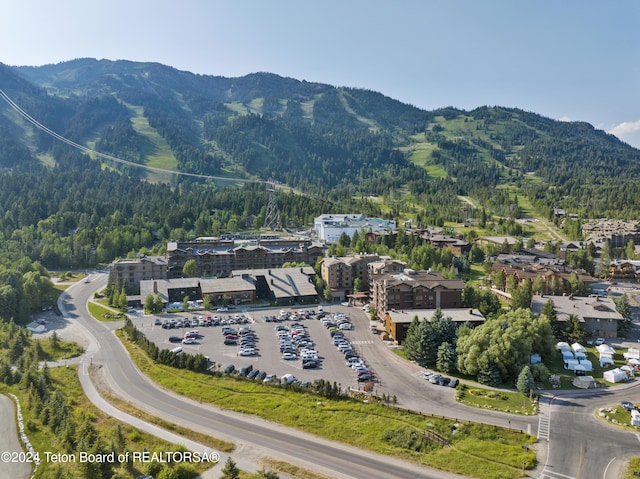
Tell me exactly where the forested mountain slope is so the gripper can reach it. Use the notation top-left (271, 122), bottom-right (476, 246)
top-left (2, 58), bottom-right (640, 221)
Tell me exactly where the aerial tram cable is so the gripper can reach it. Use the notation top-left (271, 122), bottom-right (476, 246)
top-left (0, 87), bottom-right (262, 183)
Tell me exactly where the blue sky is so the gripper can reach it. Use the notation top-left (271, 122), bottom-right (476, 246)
top-left (2, 1), bottom-right (640, 146)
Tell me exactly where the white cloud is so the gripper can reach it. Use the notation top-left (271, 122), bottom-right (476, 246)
top-left (609, 121), bottom-right (640, 149)
top-left (609, 120), bottom-right (640, 136)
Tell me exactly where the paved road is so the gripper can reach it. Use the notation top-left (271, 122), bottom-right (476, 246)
top-left (339, 304), bottom-right (536, 434)
top-left (60, 274), bottom-right (464, 479)
top-left (0, 394), bottom-right (32, 479)
top-left (536, 385), bottom-right (640, 479)
top-left (61, 274), bottom-right (640, 479)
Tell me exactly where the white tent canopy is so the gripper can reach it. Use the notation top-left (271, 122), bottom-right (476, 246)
top-left (596, 344), bottom-right (616, 357)
top-left (600, 356), bottom-right (614, 367)
top-left (571, 342), bottom-right (586, 354)
top-left (572, 376), bottom-right (596, 389)
top-left (556, 341), bottom-right (571, 351)
top-left (603, 368), bottom-right (628, 383)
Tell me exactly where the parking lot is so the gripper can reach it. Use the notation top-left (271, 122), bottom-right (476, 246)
top-left (129, 305), bottom-right (373, 389)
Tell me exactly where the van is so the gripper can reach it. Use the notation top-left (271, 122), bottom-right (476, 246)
top-left (170, 347), bottom-right (183, 355)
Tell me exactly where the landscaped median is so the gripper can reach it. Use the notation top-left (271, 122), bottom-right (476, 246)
top-left (456, 384), bottom-right (539, 415)
top-left (117, 326), bottom-right (537, 479)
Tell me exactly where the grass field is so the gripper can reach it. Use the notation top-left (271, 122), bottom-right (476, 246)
top-left (0, 366), bottom-right (213, 479)
top-left (90, 367), bottom-right (235, 453)
top-left (117, 328), bottom-right (536, 478)
top-left (128, 105), bottom-right (178, 171)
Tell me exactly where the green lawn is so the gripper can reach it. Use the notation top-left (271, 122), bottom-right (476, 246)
top-left (117, 328), bottom-right (535, 479)
top-left (456, 385), bottom-right (538, 416)
top-left (87, 301), bottom-right (127, 322)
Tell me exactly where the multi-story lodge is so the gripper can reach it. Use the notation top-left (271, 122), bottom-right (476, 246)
top-left (109, 255), bottom-right (168, 293)
top-left (321, 255), bottom-right (406, 300)
top-left (167, 238), bottom-right (325, 278)
top-left (371, 269), bottom-right (464, 314)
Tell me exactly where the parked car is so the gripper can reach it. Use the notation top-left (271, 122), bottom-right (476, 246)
top-left (256, 371), bottom-right (267, 381)
top-left (168, 336), bottom-right (182, 343)
top-left (621, 401), bottom-right (636, 412)
top-left (154, 319), bottom-right (162, 326)
top-left (282, 352), bottom-right (297, 360)
top-left (448, 378), bottom-right (460, 388)
top-left (429, 374), bottom-right (443, 384)
top-left (223, 364), bottom-right (235, 375)
top-left (238, 365), bottom-right (253, 376)
top-left (182, 337), bottom-right (196, 345)
top-left (247, 369), bottom-right (260, 379)
top-left (239, 348), bottom-right (257, 356)
top-left (436, 376), bottom-right (451, 386)
top-left (302, 359), bottom-right (319, 369)
top-left (263, 373), bottom-right (277, 383)
top-left (595, 338), bottom-right (606, 346)
top-left (357, 373), bottom-right (373, 382)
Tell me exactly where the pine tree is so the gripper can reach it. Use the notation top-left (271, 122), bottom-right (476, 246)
top-left (478, 361), bottom-right (502, 387)
top-left (221, 457), bottom-right (240, 479)
top-left (403, 316), bottom-right (422, 361)
top-left (436, 342), bottom-right (456, 373)
top-left (516, 365), bottom-right (535, 395)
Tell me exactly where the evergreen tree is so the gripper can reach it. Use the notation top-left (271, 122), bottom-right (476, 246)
top-left (598, 240), bottom-right (612, 278)
top-left (144, 293), bottom-right (155, 314)
top-left (221, 457), bottom-right (240, 479)
top-left (353, 277), bottom-right (364, 294)
top-left (542, 299), bottom-right (561, 338)
top-left (403, 316), bottom-right (422, 362)
top-left (154, 292), bottom-right (164, 313)
top-left (338, 232), bottom-right (351, 248)
top-left (436, 342), bottom-right (456, 373)
top-left (625, 239), bottom-right (636, 260)
top-left (565, 314), bottom-right (587, 344)
top-left (516, 365), bottom-right (535, 395)
top-left (477, 361), bottom-right (502, 387)
top-left (615, 294), bottom-right (633, 336)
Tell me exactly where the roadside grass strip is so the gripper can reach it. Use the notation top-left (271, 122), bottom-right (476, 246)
top-left (118, 328), bottom-right (536, 479)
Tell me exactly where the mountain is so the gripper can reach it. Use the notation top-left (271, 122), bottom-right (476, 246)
top-left (3, 58), bottom-right (640, 220)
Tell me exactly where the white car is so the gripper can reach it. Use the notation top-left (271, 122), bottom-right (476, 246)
top-left (239, 348), bottom-right (257, 356)
top-left (339, 322), bottom-right (353, 330)
top-left (282, 352), bottom-right (297, 360)
top-left (595, 338), bottom-right (606, 346)
top-left (182, 337), bottom-right (196, 344)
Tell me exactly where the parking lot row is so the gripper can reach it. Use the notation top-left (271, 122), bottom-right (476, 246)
top-left (134, 306), bottom-right (361, 389)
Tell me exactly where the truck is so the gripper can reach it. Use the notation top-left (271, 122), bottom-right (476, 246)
top-left (370, 321), bottom-right (379, 334)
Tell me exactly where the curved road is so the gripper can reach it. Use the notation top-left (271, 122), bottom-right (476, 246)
top-left (60, 274), bottom-right (463, 479)
top-left (62, 274), bottom-right (640, 479)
